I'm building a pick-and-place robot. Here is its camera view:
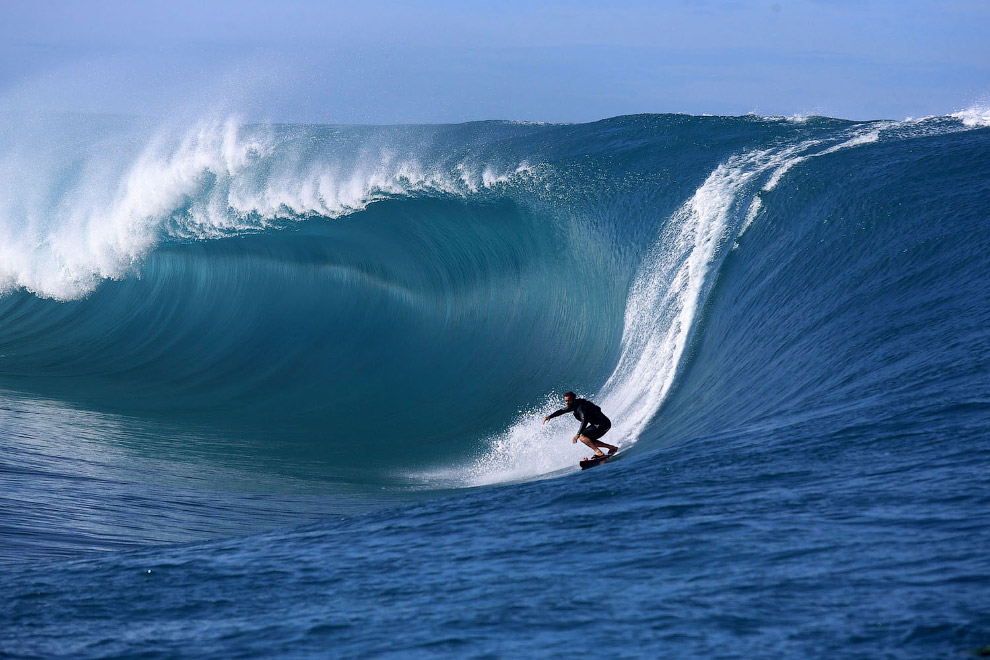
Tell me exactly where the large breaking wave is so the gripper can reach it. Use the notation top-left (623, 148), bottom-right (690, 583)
top-left (1, 111), bottom-right (987, 489)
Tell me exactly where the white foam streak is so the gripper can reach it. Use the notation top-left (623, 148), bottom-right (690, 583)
top-left (596, 151), bottom-right (769, 443)
top-left (736, 128), bottom-right (880, 240)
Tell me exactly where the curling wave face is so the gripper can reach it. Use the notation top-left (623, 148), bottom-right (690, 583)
top-left (0, 112), bottom-right (987, 488)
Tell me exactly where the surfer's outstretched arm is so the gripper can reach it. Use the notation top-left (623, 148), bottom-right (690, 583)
top-left (542, 407), bottom-right (569, 424)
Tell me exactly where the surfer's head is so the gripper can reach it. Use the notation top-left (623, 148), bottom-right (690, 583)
top-left (564, 391), bottom-right (576, 405)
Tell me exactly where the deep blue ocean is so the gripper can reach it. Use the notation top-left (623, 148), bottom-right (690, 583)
top-left (1, 110), bottom-right (989, 659)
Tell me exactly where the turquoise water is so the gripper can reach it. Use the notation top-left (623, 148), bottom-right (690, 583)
top-left (1, 113), bottom-right (989, 658)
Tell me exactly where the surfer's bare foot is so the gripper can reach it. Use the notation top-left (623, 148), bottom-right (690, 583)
top-left (594, 452), bottom-right (605, 457)
top-left (607, 447), bottom-right (617, 456)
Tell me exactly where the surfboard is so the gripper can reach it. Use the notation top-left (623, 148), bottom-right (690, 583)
top-left (579, 453), bottom-right (617, 470)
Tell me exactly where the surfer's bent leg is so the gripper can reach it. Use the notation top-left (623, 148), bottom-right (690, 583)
top-left (578, 435), bottom-right (606, 457)
top-left (594, 440), bottom-right (618, 454)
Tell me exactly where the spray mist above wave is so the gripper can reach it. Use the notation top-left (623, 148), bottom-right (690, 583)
top-left (0, 116), bottom-right (534, 301)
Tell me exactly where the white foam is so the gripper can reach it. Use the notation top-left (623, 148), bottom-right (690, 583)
top-left (0, 118), bottom-right (270, 299)
top-left (736, 127), bottom-right (881, 242)
top-left (761, 129), bottom-right (879, 195)
top-left (0, 117), bottom-right (534, 301)
top-left (596, 149), bottom-right (775, 442)
top-left (737, 196), bottom-right (764, 244)
top-left (606, 128), bottom-right (888, 449)
top-left (950, 106), bottom-right (990, 127)
top-left (414, 393), bottom-right (582, 488)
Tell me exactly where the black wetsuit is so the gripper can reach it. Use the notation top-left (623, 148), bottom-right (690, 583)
top-left (546, 398), bottom-right (612, 441)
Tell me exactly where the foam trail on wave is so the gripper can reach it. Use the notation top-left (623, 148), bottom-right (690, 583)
top-left (737, 111), bottom-right (990, 243)
top-left (738, 126), bottom-right (882, 238)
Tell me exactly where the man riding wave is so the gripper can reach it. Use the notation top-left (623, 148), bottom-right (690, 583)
top-left (543, 391), bottom-right (617, 458)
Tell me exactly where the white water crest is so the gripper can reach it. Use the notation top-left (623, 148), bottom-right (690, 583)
top-left (0, 115), bottom-right (533, 301)
top-left (951, 106), bottom-right (990, 128)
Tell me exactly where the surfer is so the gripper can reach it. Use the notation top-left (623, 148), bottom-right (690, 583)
top-left (543, 391), bottom-right (617, 458)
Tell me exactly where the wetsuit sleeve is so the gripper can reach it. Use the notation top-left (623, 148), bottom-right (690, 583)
top-left (545, 408), bottom-right (569, 420)
top-left (577, 418), bottom-right (589, 436)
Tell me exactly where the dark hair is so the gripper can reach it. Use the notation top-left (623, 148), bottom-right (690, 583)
top-left (564, 391), bottom-right (576, 399)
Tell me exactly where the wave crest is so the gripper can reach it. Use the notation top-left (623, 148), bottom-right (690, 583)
top-left (950, 106), bottom-right (990, 128)
top-left (0, 116), bottom-right (533, 300)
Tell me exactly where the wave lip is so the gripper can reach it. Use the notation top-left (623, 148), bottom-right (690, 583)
top-left (0, 116), bottom-right (535, 301)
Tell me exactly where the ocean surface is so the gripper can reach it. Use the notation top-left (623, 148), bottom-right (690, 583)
top-left (1, 110), bottom-right (988, 658)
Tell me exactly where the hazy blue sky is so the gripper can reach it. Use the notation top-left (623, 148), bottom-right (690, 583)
top-left (1, 0), bottom-right (988, 122)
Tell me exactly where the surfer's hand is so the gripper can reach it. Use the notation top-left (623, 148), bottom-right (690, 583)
top-left (572, 435), bottom-right (578, 443)
top-left (542, 416), bottom-right (549, 424)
